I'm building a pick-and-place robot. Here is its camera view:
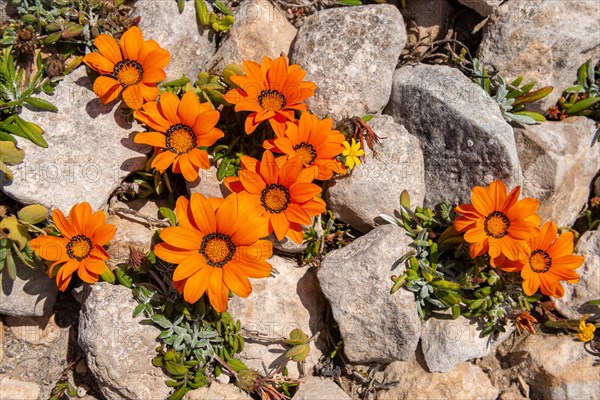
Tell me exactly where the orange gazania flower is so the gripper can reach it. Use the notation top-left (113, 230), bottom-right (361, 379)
top-left (83, 26), bottom-right (170, 110)
top-left (224, 56), bottom-right (316, 136)
top-left (225, 150), bottom-right (326, 244)
top-left (454, 180), bottom-right (540, 262)
top-left (29, 202), bottom-right (116, 291)
top-left (153, 193), bottom-right (273, 312)
top-left (263, 112), bottom-right (346, 180)
top-left (501, 221), bottom-right (584, 298)
top-left (134, 91), bottom-right (224, 182)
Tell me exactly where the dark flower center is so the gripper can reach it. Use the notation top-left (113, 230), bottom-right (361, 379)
top-left (67, 235), bottom-right (93, 261)
top-left (200, 233), bottom-right (235, 268)
top-left (484, 211), bottom-right (510, 239)
top-left (258, 90), bottom-right (286, 112)
top-left (529, 250), bottom-right (552, 273)
top-left (113, 60), bottom-right (143, 87)
top-left (166, 124), bottom-right (196, 155)
top-left (293, 142), bottom-right (317, 166)
top-left (260, 184), bottom-right (290, 214)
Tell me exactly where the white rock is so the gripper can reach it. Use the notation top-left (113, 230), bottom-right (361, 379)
top-left (0, 260), bottom-right (57, 317)
top-left (378, 356), bottom-right (499, 400)
top-left (420, 314), bottom-right (513, 372)
top-left (478, 0), bottom-right (600, 112)
top-left (0, 378), bottom-right (40, 400)
top-left (184, 382), bottom-right (251, 400)
top-left (515, 117), bottom-right (600, 228)
top-left (554, 230), bottom-right (600, 320)
top-left (292, 376), bottom-right (350, 400)
top-left (327, 115), bottom-right (425, 233)
top-left (133, 0), bottom-right (216, 80)
top-left (509, 334), bottom-right (600, 400)
top-left (5, 313), bottom-right (62, 346)
top-left (227, 256), bottom-right (326, 378)
top-left (385, 64), bottom-right (522, 207)
top-left (187, 165), bottom-right (230, 199)
top-left (2, 67), bottom-right (148, 213)
top-left (318, 224), bottom-right (421, 363)
top-left (208, 0), bottom-right (297, 72)
top-left (458, 0), bottom-right (503, 16)
top-left (78, 283), bottom-right (170, 400)
top-left (291, 5), bottom-right (406, 120)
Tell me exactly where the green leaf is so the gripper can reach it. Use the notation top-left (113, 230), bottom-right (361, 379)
top-left (151, 314), bottom-right (173, 329)
top-left (17, 204), bottom-right (49, 224)
top-left (214, 0), bottom-right (233, 15)
top-left (0, 216), bottom-right (30, 250)
top-left (14, 116), bottom-right (47, 148)
top-left (24, 96), bottom-right (58, 112)
top-left (0, 131), bottom-right (16, 143)
top-left (159, 207), bottom-right (177, 226)
top-left (195, 0), bottom-right (210, 25)
top-left (512, 111), bottom-right (546, 122)
top-left (6, 251), bottom-right (17, 280)
top-left (338, 0), bottom-right (362, 5)
top-left (284, 344), bottom-right (310, 362)
top-left (226, 357), bottom-right (247, 372)
top-left (565, 85), bottom-right (584, 94)
top-left (284, 328), bottom-right (308, 345)
top-left (567, 96), bottom-right (600, 115)
top-left (577, 61), bottom-right (588, 86)
top-left (512, 86), bottom-right (553, 106)
top-left (0, 141), bottom-right (25, 164)
top-left (177, 0), bottom-right (185, 13)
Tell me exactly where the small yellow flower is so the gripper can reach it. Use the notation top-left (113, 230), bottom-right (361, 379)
top-left (577, 314), bottom-right (596, 342)
top-left (342, 138), bottom-right (364, 171)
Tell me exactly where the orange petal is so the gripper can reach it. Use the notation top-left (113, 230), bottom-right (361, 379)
top-left (178, 91), bottom-right (201, 127)
top-left (119, 26), bottom-right (143, 61)
top-left (172, 253), bottom-right (205, 281)
top-left (158, 91), bottom-right (180, 124)
top-left (216, 193), bottom-right (238, 235)
top-left (190, 193), bottom-right (217, 234)
top-left (52, 209), bottom-right (76, 239)
top-left (239, 170), bottom-right (267, 195)
top-left (93, 76), bottom-right (122, 105)
top-left (454, 215), bottom-right (477, 232)
top-left (535, 221), bottom-right (557, 251)
top-left (551, 255), bottom-right (584, 271)
top-left (134, 131), bottom-right (167, 148)
top-left (223, 264), bottom-right (252, 298)
top-left (141, 48), bottom-right (170, 70)
top-left (84, 257), bottom-right (107, 274)
top-left (160, 226), bottom-right (203, 250)
top-left (289, 182), bottom-right (321, 204)
top-left (91, 223), bottom-right (116, 246)
top-left (179, 155), bottom-right (199, 182)
top-left (521, 273), bottom-right (539, 296)
top-left (195, 127), bottom-right (224, 148)
top-left (70, 202), bottom-right (91, 234)
top-left (284, 203), bottom-right (311, 225)
top-left (506, 198), bottom-right (539, 221)
top-left (487, 180), bottom-right (507, 209)
top-left (122, 85), bottom-right (144, 110)
top-left (94, 34), bottom-right (122, 65)
top-left (187, 148), bottom-right (210, 170)
top-left (235, 241), bottom-right (273, 263)
top-left (182, 265), bottom-right (212, 304)
top-left (152, 151), bottom-right (177, 173)
top-left (546, 232), bottom-right (575, 258)
top-left (507, 220), bottom-right (540, 241)
top-left (235, 255), bottom-right (272, 279)
top-left (29, 236), bottom-right (68, 261)
top-left (472, 187), bottom-right (494, 215)
top-left (154, 242), bottom-right (198, 264)
top-left (193, 110), bottom-right (220, 135)
top-left (270, 212), bottom-right (289, 241)
top-left (207, 267), bottom-right (229, 312)
top-left (83, 52), bottom-right (115, 75)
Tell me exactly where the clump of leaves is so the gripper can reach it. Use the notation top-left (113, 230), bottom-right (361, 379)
top-left (177, 0), bottom-right (234, 32)
top-left (471, 58), bottom-right (552, 125)
top-left (549, 59), bottom-right (600, 144)
top-left (283, 328), bottom-right (310, 363)
top-left (381, 191), bottom-right (540, 336)
top-left (303, 210), bottom-right (357, 266)
top-left (0, 203), bottom-right (49, 279)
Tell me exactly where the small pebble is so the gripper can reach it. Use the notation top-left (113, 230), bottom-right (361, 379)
top-left (216, 373), bottom-right (230, 384)
top-left (76, 384), bottom-right (89, 398)
top-left (75, 360), bottom-right (87, 374)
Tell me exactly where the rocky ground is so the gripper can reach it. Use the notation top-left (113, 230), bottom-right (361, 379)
top-left (1, 0), bottom-right (600, 399)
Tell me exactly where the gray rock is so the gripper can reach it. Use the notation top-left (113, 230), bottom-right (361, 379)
top-left (78, 283), bottom-right (170, 400)
top-left (184, 382), bottom-right (251, 400)
top-left (5, 313), bottom-right (62, 346)
top-left (515, 117), bottom-right (600, 228)
top-left (1, 67), bottom-right (148, 213)
top-left (420, 314), bottom-right (513, 372)
top-left (0, 261), bottom-right (57, 317)
top-left (293, 377), bottom-right (350, 400)
top-left (291, 5), bottom-right (406, 120)
top-left (0, 378), bottom-right (41, 400)
top-left (509, 334), bottom-right (600, 400)
top-left (554, 230), bottom-right (600, 320)
top-left (398, 0), bottom-right (457, 30)
top-left (379, 356), bottom-right (499, 400)
top-left (318, 224), bottom-right (420, 363)
top-left (478, 0), bottom-right (600, 112)
top-left (208, 0), bottom-right (297, 73)
top-left (385, 64), bottom-right (522, 207)
top-left (133, 0), bottom-right (217, 80)
top-left (327, 115), bottom-right (425, 233)
top-left (458, 0), bottom-right (503, 16)
top-left (594, 174), bottom-right (600, 197)
top-left (227, 256), bottom-right (326, 378)
top-left (187, 165), bottom-right (230, 199)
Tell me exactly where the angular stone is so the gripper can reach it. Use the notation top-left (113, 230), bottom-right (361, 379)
top-left (78, 283), bottom-right (170, 400)
top-left (327, 115), bottom-right (425, 233)
top-left (318, 224), bottom-right (420, 363)
top-left (385, 64), bottom-right (522, 207)
top-left (208, 0), bottom-right (297, 73)
top-left (458, 0), bottom-right (502, 16)
top-left (227, 256), bottom-right (326, 378)
top-left (555, 230), bottom-right (600, 320)
top-left (420, 314), bottom-right (513, 372)
top-left (0, 378), bottom-right (40, 400)
top-left (1, 67), bottom-right (148, 213)
top-left (292, 376), bottom-right (350, 400)
top-left (5, 313), bottom-right (62, 346)
top-left (133, 0), bottom-right (216, 80)
top-left (478, 0), bottom-right (600, 112)
top-left (0, 260), bottom-right (57, 317)
top-left (291, 5), bottom-right (406, 120)
top-left (515, 117), bottom-right (600, 228)
top-left (509, 334), bottom-right (600, 400)
top-left (378, 356), bottom-right (499, 400)
top-left (184, 382), bottom-right (251, 400)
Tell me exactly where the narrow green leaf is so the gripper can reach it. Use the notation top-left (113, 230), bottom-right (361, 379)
top-left (567, 96), bottom-right (600, 115)
top-left (159, 207), bottom-right (177, 226)
top-left (6, 252), bottom-right (17, 280)
top-left (512, 111), bottom-right (546, 122)
top-left (512, 86), bottom-right (553, 106)
top-left (177, 0), bottom-right (185, 13)
top-left (14, 116), bottom-right (47, 148)
top-left (338, 0), bottom-right (362, 5)
top-left (214, 0), bottom-right (234, 15)
top-left (24, 96), bottom-right (58, 112)
top-left (195, 0), bottom-right (210, 25)
top-left (577, 61), bottom-right (588, 86)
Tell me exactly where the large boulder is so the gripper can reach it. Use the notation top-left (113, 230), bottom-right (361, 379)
top-left (420, 314), bottom-right (513, 372)
top-left (478, 0), bottom-right (600, 112)
top-left (515, 117), bottom-right (600, 228)
top-left (227, 256), bottom-right (327, 378)
top-left (378, 356), bottom-right (499, 400)
top-left (508, 334), bottom-right (600, 400)
top-left (208, 0), bottom-right (297, 73)
top-left (0, 261), bottom-right (57, 317)
top-left (133, 0), bottom-right (216, 80)
top-left (318, 224), bottom-right (420, 363)
top-left (327, 115), bottom-right (425, 233)
top-left (1, 67), bottom-right (148, 213)
top-left (385, 64), bottom-right (522, 207)
top-left (78, 283), bottom-right (170, 400)
top-left (554, 230), bottom-right (600, 320)
top-left (291, 5), bottom-right (406, 120)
